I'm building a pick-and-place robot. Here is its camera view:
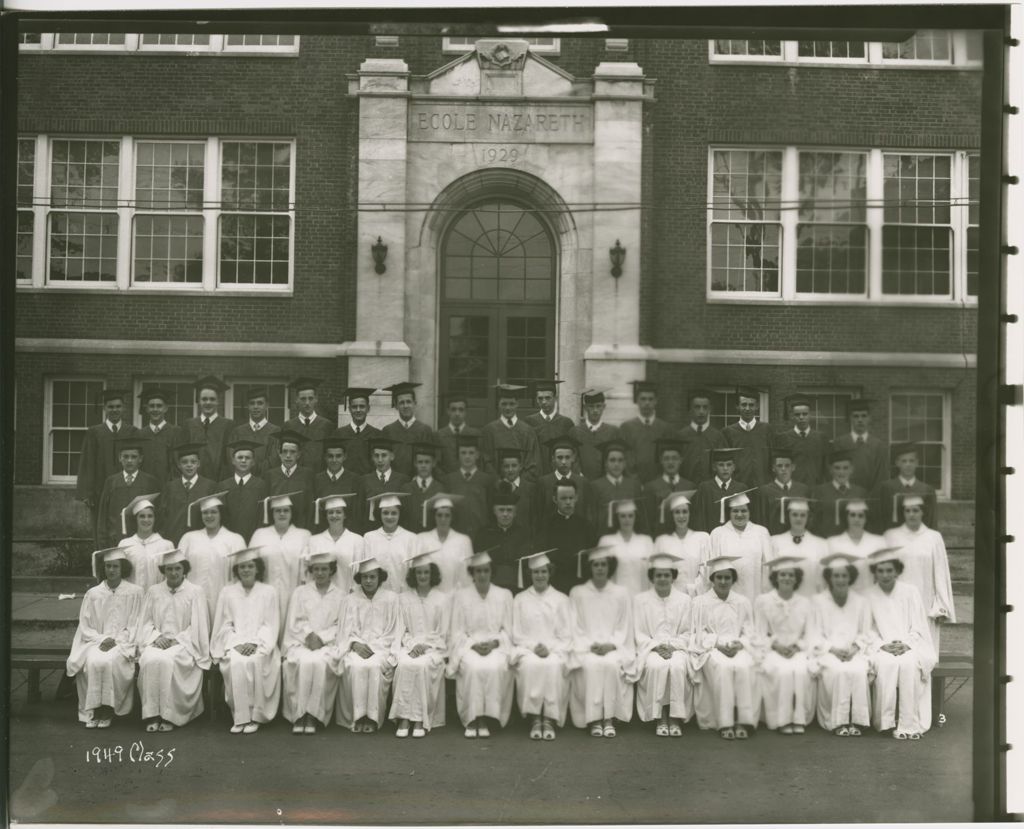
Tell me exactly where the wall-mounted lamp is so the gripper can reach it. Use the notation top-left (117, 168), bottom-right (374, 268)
top-left (371, 236), bottom-right (388, 274)
top-left (609, 239), bottom-right (626, 278)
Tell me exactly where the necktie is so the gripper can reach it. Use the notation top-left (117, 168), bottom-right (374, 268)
top-left (504, 419), bottom-right (513, 429)
top-left (302, 417), bottom-right (309, 427)
top-left (353, 426), bottom-right (360, 435)
top-left (905, 483), bottom-right (913, 490)
top-left (111, 424), bottom-right (119, 434)
top-left (420, 479), bottom-right (427, 492)
top-left (237, 477), bottom-right (244, 487)
top-left (839, 485), bottom-right (848, 494)
top-left (784, 483), bottom-right (790, 492)
top-left (379, 473), bottom-right (385, 483)
top-left (799, 430), bottom-right (807, 438)
top-left (669, 476), bottom-right (678, 486)
top-left (464, 471), bottom-right (472, 481)
top-left (203, 418), bottom-right (210, 431)
top-left (856, 436), bottom-right (865, 445)
top-left (126, 473), bottom-right (135, 485)
top-left (183, 479), bottom-right (191, 492)
top-left (285, 468), bottom-right (292, 478)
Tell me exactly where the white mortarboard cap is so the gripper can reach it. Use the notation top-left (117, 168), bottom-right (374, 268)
top-left (704, 554), bottom-right (741, 578)
top-left (648, 552), bottom-right (683, 572)
top-left (314, 493), bottom-right (356, 525)
top-left (778, 494), bottom-right (817, 525)
top-left (352, 555), bottom-right (384, 575)
top-left (900, 494), bottom-right (925, 508)
top-left (766, 554), bottom-right (805, 573)
top-left (367, 491), bottom-right (406, 522)
top-left (819, 552), bottom-right (863, 570)
top-left (227, 546), bottom-right (263, 566)
top-left (262, 491), bottom-right (303, 525)
top-left (159, 548), bottom-right (187, 567)
top-left (866, 546), bottom-right (903, 566)
top-left (606, 497), bottom-right (638, 528)
top-left (716, 487), bottom-right (757, 524)
top-left (833, 496), bottom-right (865, 527)
top-left (120, 492), bottom-right (160, 536)
top-left (404, 550), bottom-right (436, 569)
top-left (306, 550), bottom-right (337, 567)
top-left (422, 492), bottom-right (462, 529)
top-left (92, 546), bottom-right (129, 580)
top-left (517, 549), bottom-right (556, 589)
top-left (465, 547), bottom-right (496, 568)
top-left (659, 491), bottom-right (695, 525)
top-left (187, 490), bottom-right (229, 528)
top-left (576, 545), bottom-right (614, 578)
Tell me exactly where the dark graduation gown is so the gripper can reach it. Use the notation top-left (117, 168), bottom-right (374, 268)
top-left (359, 469), bottom-right (411, 533)
top-left (538, 511), bottom-right (596, 595)
top-left (871, 478), bottom-right (939, 533)
top-left (642, 474), bottom-right (696, 537)
top-left (96, 470), bottom-right (161, 546)
top-left (183, 414), bottom-right (236, 483)
top-left (218, 474), bottom-right (270, 545)
top-left (282, 413), bottom-right (335, 473)
top-left (159, 475), bottom-right (218, 545)
top-left (618, 417), bottom-right (677, 485)
top-left (588, 474), bottom-right (646, 537)
top-left (228, 421), bottom-right (281, 477)
top-left (399, 476), bottom-right (445, 533)
top-left (480, 418), bottom-right (542, 481)
top-left (832, 433), bottom-right (890, 493)
top-left (381, 418), bottom-right (436, 478)
top-left (76, 422), bottom-right (140, 505)
top-left (139, 422), bottom-right (185, 483)
top-left (689, 477), bottom-right (749, 534)
top-left (473, 523), bottom-right (531, 593)
top-left (263, 465), bottom-right (317, 531)
top-left (810, 481), bottom-right (868, 538)
top-left (435, 424), bottom-right (482, 476)
top-left (568, 422), bottom-right (620, 481)
top-left (535, 471), bottom-right (594, 527)
top-left (442, 468), bottom-right (495, 540)
top-left (333, 423), bottom-right (380, 477)
top-left (676, 424), bottom-right (727, 485)
top-left (312, 469), bottom-right (364, 534)
top-left (783, 427), bottom-right (830, 488)
top-left (752, 479), bottom-right (812, 538)
top-left (491, 478), bottom-right (538, 545)
top-left (523, 412), bottom-right (575, 476)
top-left (722, 420), bottom-right (773, 488)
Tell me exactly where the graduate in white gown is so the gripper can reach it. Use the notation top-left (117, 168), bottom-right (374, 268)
top-left (136, 548), bottom-right (211, 731)
top-left (389, 551), bottom-right (451, 738)
top-left (249, 492), bottom-right (312, 621)
top-left (117, 494), bottom-right (174, 592)
top-left (826, 498), bottom-right (885, 592)
top-left (415, 494), bottom-right (473, 594)
top-left (706, 490), bottom-right (771, 606)
top-left (690, 555), bottom-right (758, 740)
top-left (335, 556), bottom-right (401, 732)
top-left (652, 493), bottom-right (709, 596)
top-left (864, 547), bottom-right (938, 738)
top-left (753, 555), bottom-right (816, 734)
top-left (178, 492), bottom-right (245, 624)
top-left (447, 550), bottom-right (515, 738)
top-left (598, 498), bottom-right (655, 596)
top-left (808, 553), bottom-right (873, 736)
top-left (769, 497), bottom-right (828, 598)
top-left (282, 551), bottom-right (347, 734)
top-left (67, 547), bottom-right (145, 727)
top-left (511, 550), bottom-right (573, 740)
top-left (633, 552), bottom-right (699, 737)
top-left (210, 547), bottom-right (281, 734)
top-left (362, 492), bottom-right (418, 591)
top-left (308, 493), bottom-right (363, 593)
top-left (882, 494), bottom-right (955, 651)
top-left (568, 546), bottom-right (637, 737)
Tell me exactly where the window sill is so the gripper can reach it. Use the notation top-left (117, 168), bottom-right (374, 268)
top-left (705, 295), bottom-right (978, 309)
top-left (17, 285), bottom-right (294, 298)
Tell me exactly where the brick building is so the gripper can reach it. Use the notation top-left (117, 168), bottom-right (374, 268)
top-left (12, 29), bottom-right (980, 543)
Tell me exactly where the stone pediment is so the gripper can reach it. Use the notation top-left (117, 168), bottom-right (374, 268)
top-left (415, 39), bottom-right (579, 98)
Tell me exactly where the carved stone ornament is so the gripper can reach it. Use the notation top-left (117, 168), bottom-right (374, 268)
top-left (475, 39), bottom-right (529, 71)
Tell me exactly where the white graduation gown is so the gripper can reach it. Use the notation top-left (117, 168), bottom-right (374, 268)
top-left (753, 590), bottom-right (816, 729)
top-left (118, 533), bottom-right (174, 593)
top-left (178, 526), bottom-right (246, 624)
top-left (362, 527), bottom-right (419, 591)
top-left (653, 530), bottom-right (711, 596)
top-left (769, 532), bottom-right (829, 598)
top-left (633, 587), bottom-right (698, 722)
top-left (568, 580), bottom-right (637, 727)
top-left (335, 587), bottom-right (400, 729)
top-left (447, 584), bottom-right (515, 726)
top-left (807, 589), bottom-right (873, 730)
top-left (883, 524), bottom-right (956, 650)
top-left (281, 581), bottom-right (346, 725)
top-left (307, 528), bottom-right (364, 593)
top-left (389, 588), bottom-right (451, 730)
top-left (706, 522), bottom-right (772, 606)
top-left (249, 524), bottom-right (312, 621)
top-left (825, 531), bottom-right (886, 592)
top-left (598, 532), bottom-right (655, 596)
top-left (210, 581), bottom-right (281, 726)
top-left (690, 588), bottom-right (757, 730)
top-left (415, 529), bottom-right (473, 594)
top-left (136, 579), bottom-right (211, 725)
top-left (865, 580), bottom-right (938, 734)
top-left (511, 586), bottom-right (573, 726)
top-left (66, 580), bottom-right (144, 722)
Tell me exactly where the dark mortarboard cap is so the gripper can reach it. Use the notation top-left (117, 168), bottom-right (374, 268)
top-left (445, 392), bottom-right (469, 407)
top-left (99, 388), bottom-right (130, 404)
top-left (194, 375), bottom-right (229, 394)
top-left (687, 387), bottom-right (715, 404)
top-left (322, 435), bottom-right (351, 453)
top-left (174, 441), bottom-right (207, 459)
top-left (455, 433), bottom-right (481, 449)
top-left (492, 484), bottom-right (521, 507)
top-left (735, 385), bottom-right (761, 401)
top-left (655, 437), bottom-right (685, 457)
top-left (580, 389), bottom-right (606, 405)
top-left (845, 398), bottom-right (874, 415)
top-left (368, 434), bottom-right (396, 453)
top-left (139, 386), bottom-right (174, 404)
top-left (496, 446), bottom-right (525, 463)
top-left (245, 385), bottom-right (270, 402)
top-left (629, 380), bottom-right (658, 402)
top-left (493, 382), bottom-right (527, 399)
top-left (384, 382), bottom-right (421, 406)
top-left (892, 441), bottom-right (920, 459)
top-left (531, 379), bottom-right (563, 395)
top-left (597, 438), bottom-right (629, 459)
top-left (227, 438), bottom-right (261, 455)
top-left (544, 434), bottom-right (579, 454)
top-left (769, 434), bottom-right (796, 462)
top-left (115, 434), bottom-right (150, 453)
top-left (276, 429), bottom-right (308, 449)
top-left (710, 447), bottom-right (744, 463)
top-left (288, 377), bottom-right (322, 394)
top-left (412, 441), bottom-right (440, 458)
top-left (343, 387), bottom-right (377, 405)
top-left (828, 448), bottom-right (854, 465)
top-left (786, 393), bottom-right (813, 410)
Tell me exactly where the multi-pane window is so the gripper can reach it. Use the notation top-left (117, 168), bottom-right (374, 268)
top-left (219, 142), bottom-right (293, 286)
top-left (708, 388), bottom-right (769, 433)
top-left (224, 34), bottom-right (296, 48)
top-left (794, 390), bottom-right (856, 440)
top-left (881, 31), bottom-right (951, 62)
top-left (19, 136), bottom-right (295, 292)
top-left (140, 33), bottom-right (210, 47)
top-left (712, 39), bottom-right (781, 57)
top-left (134, 141), bottom-right (205, 284)
top-left (797, 40), bottom-right (865, 59)
top-left (710, 32), bottom-right (979, 66)
top-left (49, 139), bottom-right (120, 283)
top-left (966, 153), bottom-right (980, 297)
top-left (56, 33), bottom-right (125, 46)
top-left (136, 380), bottom-right (197, 426)
top-left (889, 391), bottom-right (949, 495)
top-left (505, 317), bottom-right (548, 385)
top-left (708, 146), bottom-right (976, 302)
top-left (797, 151), bottom-right (868, 294)
top-left (443, 36), bottom-right (559, 53)
top-left (882, 153), bottom-right (952, 296)
top-left (709, 150), bottom-right (782, 293)
top-left (19, 32), bottom-right (42, 45)
top-left (29, 33), bottom-right (298, 53)
top-left (17, 138), bottom-right (35, 282)
top-left (229, 382), bottom-right (289, 426)
top-left (46, 379), bottom-right (104, 483)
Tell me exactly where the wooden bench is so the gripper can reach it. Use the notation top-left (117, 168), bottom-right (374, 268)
top-left (11, 647), bottom-right (73, 703)
top-left (933, 654), bottom-right (973, 727)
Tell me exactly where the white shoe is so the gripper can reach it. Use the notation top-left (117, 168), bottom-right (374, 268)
top-left (243, 722), bottom-right (259, 734)
top-left (85, 719), bottom-right (98, 729)
top-left (464, 727), bottom-right (477, 739)
top-left (396, 726), bottom-right (409, 738)
top-left (292, 723), bottom-right (304, 734)
top-left (96, 719), bottom-right (112, 729)
top-left (477, 724), bottom-right (490, 738)
top-left (230, 723), bottom-right (245, 734)
top-left (412, 726), bottom-right (426, 738)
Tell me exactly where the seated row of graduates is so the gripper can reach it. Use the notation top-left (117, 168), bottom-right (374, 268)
top-left (70, 486), bottom-right (942, 740)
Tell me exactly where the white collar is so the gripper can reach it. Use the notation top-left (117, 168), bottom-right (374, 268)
top-left (105, 419), bottom-right (122, 431)
top-left (250, 418), bottom-right (268, 430)
top-left (851, 430), bottom-right (868, 441)
top-left (606, 474), bottom-right (622, 485)
top-left (899, 476), bottom-right (917, 486)
top-left (503, 415), bottom-right (518, 428)
top-left (327, 468), bottom-right (345, 479)
top-left (236, 473), bottom-right (251, 484)
top-left (587, 419), bottom-right (603, 431)
top-left (738, 418), bottom-right (757, 431)
top-left (638, 415), bottom-right (654, 427)
top-left (299, 412), bottom-right (318, 424)
top-left (281, 464), bottom-right (297, 476)
top-left (149, 421), bottom-right (166, 432)
top-left (400, 416), bottom-right (417, 428)
top-left (832, 479), bottom-right (850, 490)
top-left (418, 475), bottom-right (433, 486)
top-left (123, 470), bottom-right (137, 481)
top-left (182, 475), bottom-right (198, 485)
top-left (715, 475), bottom-right (731, 488)
top-left (690, 421), bottom-right (706, 433)
top-left (793, 425), bottom-right (809, 435)
top-left (377, 468), bottom-right (391, 479)
top-left (508, 476), bottom-right (521, 488)
top-left (201, 412), bottom-right (219, 423)
top-left (774, 479), bottom-right (792, 489)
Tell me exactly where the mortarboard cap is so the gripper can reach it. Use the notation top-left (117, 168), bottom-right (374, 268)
top-left (187, 490), bottom-right (228, 528)
top-left (422, 492), bottom-right (462, 528)
top-left (99, 388), bottom-right (130, 404)
top-left (227, 546), bottom-right (263, 566)
top-left (288, 377), bottom-right (322, 394)
top-left (710, 447), bottom-right (744, 464)
top-left (412, 441), bottom-right (441, 459)
top-left (892, 441), bottom-right (920, 459)
top-left (544, 434), bottom-right (579, 454)
top-left (315, 493), bottom-right (356, 524)
top-left (275, 430), bottom-right (308, 450)
top-left (384, 382), bottom-right (421, 407)
top-left (606, 497), bottom-right (638, 528)
top-left (495, 445), bottom-right (525, 464)
top-left (493, 382), bottom-right (527, 399)
top-left (517, 549), bottom-right (557, 588)
top-left (92, 546), bottom-right (130, 580)
top-left (173, 441), bottom-right (206, 460)
top-left (580, 389), bottom-right (606, 417)
top-left (114, 434), bottom-right (150, 454)
top-left (530, 379), bottom-right (563, 396)
top-left (576, 545), bottom-right (615, 578)
top-left (655, 437), bottom-right (685, 459)
top-left (367, 491), bottom-right (406, 522)
top-left (845, 398), bottom-right (874, 415)
top-left (786, 394), bottom-right (813, 410)
top-left (891, 491), bottom-right (923, 524)
top-left (465, 548), bottom-right (497, 568)
top-left (159, 548), bottom-right (188, 567)
top-left (194, 375), bottom-right (229, 395)
top-left (629, 380), bottom-right (658, 402)
top-left (244, 385), bottom-right (269, 402)
top-left (307, 550), bottom-right (337, 567)
top-left (844, 498), bottom-right (871, 513)
top-left (716, 487), bottom-right (758, 524)
top-left (767, 554), bottom-right (805, 573)
top-left (704, 554), bottom-right (742, 578)
top-left (120, 492), bottom-right (160, 536)
top-left (597, 438), bottom-right (628, 460)
top-left (139, 386), bottom-right (174, 405)
top-left (769, 435), bottom-right (796, 463)
top-left (827, 448), bottom-right (853, 466)
top-left (352, 555), bottom-right (384, 576)
top-left (648, 552), bottom-right (683, 572)
top-left (866, 546), bottom-right (903, 567)
top-left (687, 387), bottom-right (715, 404)
top-left (261, 491), bottom-right (302, 524)
top-left (404, 550), bottom-right (437, 570)
top-left (735, 385), bottom-right (761, 401)
top-left (227, 438), bottom-right (261, 456)
top-left (343, 387), bottom-right (377, 406)
top-left (778, 495), bottom-right (817, 525)
top-left (321, 436), bottom-right (351, 453)
top-left (660, 491), bottom-right (695, 525)
top-left (368, 434), bottom-right (396, 453)
top-left (445, 392), bottom-right (469, 407)
top-left (820, 552), bottom-right (863, 570)
top-left (492, 484), bottom-right (521, 508)
top-left (455, 433), bottom-right (480, 450)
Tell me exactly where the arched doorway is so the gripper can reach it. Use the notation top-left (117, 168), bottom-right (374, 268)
top-left (438, 199), bottom-right (557, 427)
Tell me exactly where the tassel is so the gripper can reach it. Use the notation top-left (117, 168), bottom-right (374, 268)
top-left (607, 500), bottom-right (615, 529)
top-left (518, 560), bottom-right (525, 590)
top-left (187, 502), bottom-right (195, 529)
top-left (834, 498), bottom-right (842, 527)
top-left (422, 499), bottom-right (430, 530)
top-left (719, 495), bottom-right (727, 525)
top-left (121, 508), bottom-right (129, 537)
top-left (659, 500), bottom-right (666, 526)
top-left (368, 499), bottom-right (376, 523)
top-left (779, 496), bottom-right (787, 525)
top-left (577, 549), bottom-right (585, 579)
top-left (264, 498), bottom-right (270, 525)
top-left (892, 493), bottom-right (900, 524)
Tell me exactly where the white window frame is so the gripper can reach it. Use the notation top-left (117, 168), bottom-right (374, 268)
top-left (887, 389), bottom-right (952, 498)
top-left (23, 33), bottom-right (299, 55)
top-left (52, 32), bottom-right (136, 52)
top-left (442, 36), bottom-right (560, 54)
top-left (44, 377), bottom-right (104, 485)
top-left (17, 135), bottom-right (295, 295)
top-left (132, 377), bottom-right (199, 428)
top-left (16, 136), bottom-right (39, 283)
top-left (226, 379), bottom-right (291, 427)
top-left (221, 34), bottom-right (300, 54)
top-left (605, 38), bottom-right (630, 52)
top-left (709, 31), bottom-right (982, 68)
top-left (18, 32), bottom-right (48, 50)
top-left (137, 33), bottom-right (216, 53)
top-left (707, 145), bottom-right (977, 306)
top-left (794, 387), bottom-right (860, 440)
top-left (709, 387), bottom-right (771, 433)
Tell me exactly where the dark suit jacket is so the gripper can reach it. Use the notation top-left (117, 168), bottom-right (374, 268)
top-left (492, 478), bottom-right (538, 544)
top-left (96, 470), bottom-right (161, 546)
top-left (381, 419), bottom-right (436, 478)
top-left (442, 468), bottom-right (496, 539)
top-left (535, 471), bottom-right (594, 527)
top-left (523, 412), bottom-right (574, 476)
top-left (677, 425), bottom-right (727, 484)
top-left (263, 465), bottom-right (317, 530)
top-left (76, 422), bottom-right (140, 505)
top-left (139, 422), bottom-right (185, 483)
top-left (159, 475), bottom-right (218, 545)
top-left (753, 480), bottom-right (812, 538)
top-left (218, 474), bottom-right (270, 545)
top-left (690, 477), bottom-right (750, 533)
top-left (183, 415), bottom-right (236, 483)
top-left (333, 423), bottom-right (380, 477)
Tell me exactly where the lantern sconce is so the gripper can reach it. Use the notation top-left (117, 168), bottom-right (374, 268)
top-left (371, 236), bottom-right (388, 274)
top-left (609, 239), bottom-right (626, 278)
